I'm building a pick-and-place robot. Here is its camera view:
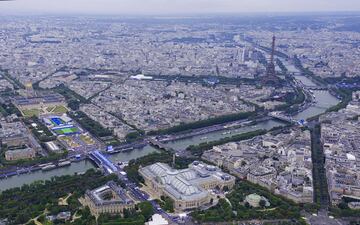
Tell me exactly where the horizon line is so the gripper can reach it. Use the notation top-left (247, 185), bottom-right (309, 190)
top-left (2, 10), bottom-right (360, 17)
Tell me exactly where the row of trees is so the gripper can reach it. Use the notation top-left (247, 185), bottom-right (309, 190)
top-left (97, 202), bottom-right (154, 225)
top-left (52, 84), bottom-right (89, 110)
top-left (69, 110), bottom-right (124, 146)
top-left (330, 203), bottom-right (360, 218)
top-left (0, 102), bottom-right (22, 117)
top-left (24, 194), bottom-right (156, 225)
top-left (293, 55), bottom-right (326, 85)
top-left (325, 76), bottom-right (360, 85)
top-left (148, 111), bottom-right (254, 135)
top-left (276, 58), bottom-right (289, 76)
top-left (191, 181), bottom-right (307, 224)
top-left (326, 88), bottom-right (353, 113)
top-left (157, 196), bottom-right (174, 213)
top-left (125, 132), bottom-right (143, 143)
top-left (24, 116), bottom-right (57, 142)
top-left (186, 129), bottom-right (267, 156)
top-left (273, 87), bottom-right (306, 114)
top-left (68, 111), bottom-right (113, 138)
top-left (0, 169), bottom-right (116, 225)
top-left (0, 146), bottom-right (67, 168)
top-left (0, 68), bottom-right (25, 89)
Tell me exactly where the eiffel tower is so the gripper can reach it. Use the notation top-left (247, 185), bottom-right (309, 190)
top-left (262, 35), bottom-right (280, 86)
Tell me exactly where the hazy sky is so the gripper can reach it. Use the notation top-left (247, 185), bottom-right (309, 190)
top-left (1, 0), bottom-right (360, 15)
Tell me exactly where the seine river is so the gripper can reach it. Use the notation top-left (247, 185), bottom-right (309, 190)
top-left (0, 75), bottom-right (339, 191)
top-left (293, 75), bottom-right (339, 120)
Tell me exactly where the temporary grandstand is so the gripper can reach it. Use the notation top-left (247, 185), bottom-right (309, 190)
top-left (51, 117), bottom-right (65, 126)
top-left (41, 114), bottom-right (80, 136)
top-left (43, 114), bottom-right (72, 127)
top-left (42, 114), bottom-right (99, 152)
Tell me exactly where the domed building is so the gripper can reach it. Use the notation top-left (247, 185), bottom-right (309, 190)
top-left (139, 161), bottom-right (235, 211)
top-left (244, 193), bottom-right (270, 208)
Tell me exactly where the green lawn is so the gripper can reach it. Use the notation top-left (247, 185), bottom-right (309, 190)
top-left (80, 134), bottom-right (95, 145)
top-left (54, 127), bottom-right (79, 135)
top-left (52, 105), bottom-right (68, 114)
top-left (21, 105), bottom-right (67, 117)
top-left (21, 108), bottom-right (41, 117)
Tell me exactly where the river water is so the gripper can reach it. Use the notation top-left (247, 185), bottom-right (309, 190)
top-left (293, 75), bottom-right (339, 120)
top-left (164, 119), bottom-right (284, 151)
top-left (0, 75), bottom-right (340, 191)
top-left (0, 160), bottom-right (94, 191)
top-left (107, 145), bottom-right (158, 163)
top-left (0, 145), bottom-right (158, 192)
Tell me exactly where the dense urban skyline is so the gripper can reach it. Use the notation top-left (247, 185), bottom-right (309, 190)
top-left (1, 2), bottom-right (360, 224)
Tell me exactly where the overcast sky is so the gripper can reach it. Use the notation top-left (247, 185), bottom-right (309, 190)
top-left (1, 0), bottom-right (360, 15)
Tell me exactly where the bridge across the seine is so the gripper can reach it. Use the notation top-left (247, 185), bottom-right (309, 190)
top-left (305, 86), bottom-right (328, 91)
top-left (88, 150), bottom-right (118, 174)
top-left (147, 138), bottom-right (175, 153)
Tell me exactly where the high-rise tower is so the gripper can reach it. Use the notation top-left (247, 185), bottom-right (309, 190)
top-left (266, 35), bottom-right (276, 77)
top-left (262, 35), bottom-right (280, 86)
